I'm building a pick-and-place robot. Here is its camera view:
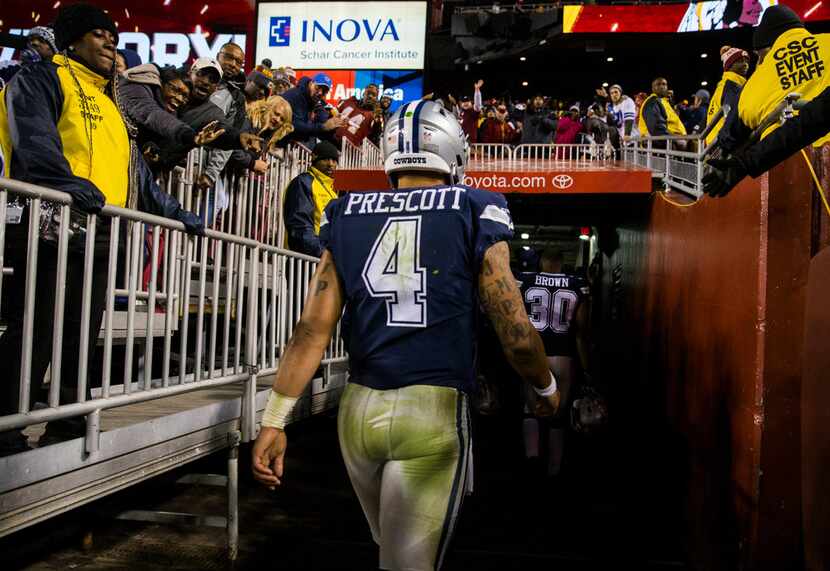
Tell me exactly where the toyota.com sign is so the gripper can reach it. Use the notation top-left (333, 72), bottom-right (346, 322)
top-left (255, 1), bottom-right (427, 70)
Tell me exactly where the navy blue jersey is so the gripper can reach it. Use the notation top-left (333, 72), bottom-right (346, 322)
top-left (319, 184), bottom-right (513, 393)
top-left (518, 272), bottom-right (590, 357)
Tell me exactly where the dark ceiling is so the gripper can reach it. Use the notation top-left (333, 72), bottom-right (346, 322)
top-left (426, 2), bottom-right (830, 105)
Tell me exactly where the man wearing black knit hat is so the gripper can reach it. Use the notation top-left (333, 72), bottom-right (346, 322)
top-left (715, 4), bottom-right (830, 155)
top-left (283, 141), bottom-right (340, 257)
top-left (0, 3), bottom-right (203, 455)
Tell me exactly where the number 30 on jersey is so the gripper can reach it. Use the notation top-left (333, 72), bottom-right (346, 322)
top-left (362, 216), bottom-right (428, 327)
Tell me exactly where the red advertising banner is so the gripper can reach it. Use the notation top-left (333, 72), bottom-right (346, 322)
top-left (334, 166), bottom-right (653, 195)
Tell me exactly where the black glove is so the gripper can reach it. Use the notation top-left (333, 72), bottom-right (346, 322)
top-left (178, 210), bottom-right (205, 236)
top-left (70, 186), bottom-right (107, 214)
top-left (702, 156), bottom-right (748, 198)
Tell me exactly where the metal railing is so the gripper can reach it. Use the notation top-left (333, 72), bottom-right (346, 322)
top-left (180, 144), bottom-right (313, 250)
top-left (337, 141), bottom-right (618, 169)
top-left (512, 142), bottom-right (616, 163)
top-left (621, 107), bottom-right (730, 198)
top-left (340, 138), bottom-right (384, 169)
top-left (0, 167), bottom-right (345, 449)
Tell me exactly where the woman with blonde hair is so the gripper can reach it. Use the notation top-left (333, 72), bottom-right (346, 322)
top-left (247, 95), bottom-right (294, 154)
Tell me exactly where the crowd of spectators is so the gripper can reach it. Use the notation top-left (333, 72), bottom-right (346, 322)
top-left (430, 47), bottom-right (750, 154)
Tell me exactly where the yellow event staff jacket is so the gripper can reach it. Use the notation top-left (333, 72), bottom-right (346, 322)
top-left (705, 71), bottom-right (747, 145)
top-left (719, 27), bottom-right (830, 152)
top-left (0, 54), bottom-right (129, 207)
top-left (638, 94), bottom-right (687, 137)
top-left (1, 54), bottom-right (203, 233)
top-left (283, 166), bottom-right (338, 257)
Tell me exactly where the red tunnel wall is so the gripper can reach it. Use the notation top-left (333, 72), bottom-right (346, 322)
top-left (606, 155), bottom-right (812, 570)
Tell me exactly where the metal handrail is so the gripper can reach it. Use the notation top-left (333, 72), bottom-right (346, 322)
top-left (0, 164), bottom-right (346, 440)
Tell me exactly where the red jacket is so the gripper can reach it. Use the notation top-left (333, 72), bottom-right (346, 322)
top-left (459, 108), bottom-right (480, 144)
top-left (336, 97), bottom-right (377, 146)
top-left (479, 118), bottom-right (519, 144)
top-left (554, 116), bottom-right (583, 145)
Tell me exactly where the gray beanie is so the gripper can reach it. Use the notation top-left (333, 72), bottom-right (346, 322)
top-left (28, 26), bottom-right (58, 54)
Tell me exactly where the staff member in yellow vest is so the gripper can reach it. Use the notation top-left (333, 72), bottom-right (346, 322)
top-left (705, 46), bottom-right (750, 146)
top-left (638, 78), bottom-right (687, 137)
top-left (283, 141), bottom-right (339, 257)
top-left (717, 5), bottom-right (830, 154)
top-left (0, 3), bottom-right (203, 456)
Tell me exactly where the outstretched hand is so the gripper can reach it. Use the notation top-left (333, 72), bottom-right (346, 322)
top-left (239, 133), bottom-right (264, 154)
top-left (252, 427), bottom-right (288, 490)
top-left (194, 120), bottom-right (226, 146)
top-left (703, 156), bottom-right (747, 198)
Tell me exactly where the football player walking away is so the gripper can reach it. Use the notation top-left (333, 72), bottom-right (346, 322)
top-left (518, 248), bottom-right (591, 477)
top-left (252, 100), bottom-right (558, 570)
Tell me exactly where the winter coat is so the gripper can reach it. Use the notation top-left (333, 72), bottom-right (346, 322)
top-left (281, 76), bottom-right (328, 144)
top-left (154, 98), bottom-right (226, 172)
top-left (521, 107), bottom-right (557, 144)
top-left (283, 167), bottom-right (337, 257)
top-left (0, 56), bottom-right (200, 231)
top-left (202, 76), bottom-right (254, 182)
top-left (117, 64), bottom-right (197, 151)
top-left (479, 118), bottom-right (519, 145)
top-left (554, 116), bottom-right (583, 145)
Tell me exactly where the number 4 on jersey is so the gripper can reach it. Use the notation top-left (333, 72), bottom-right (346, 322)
top-left (362, 216), bottom-right (428, 327)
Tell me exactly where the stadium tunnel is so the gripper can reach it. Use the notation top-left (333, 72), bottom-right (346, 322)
top-left (2, 142), bottom-right (826, 571)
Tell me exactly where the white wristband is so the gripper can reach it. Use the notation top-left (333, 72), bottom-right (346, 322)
top-left (532, 372), bottom-right (558, 397)
top-left (261, 390), bottom-right (298, 430)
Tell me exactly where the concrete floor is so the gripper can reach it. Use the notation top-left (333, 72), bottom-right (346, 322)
top-left (2, 408), bottom-right (687, 571)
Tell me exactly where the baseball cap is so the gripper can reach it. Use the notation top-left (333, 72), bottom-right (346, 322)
top-left (272, 71), bottom-right (291, 86)
top-left (191, 57), bottom-right (223, 81)
top-left (313, 72), bottom-right (333, 91)
top-left (247, 70), bottom-right (272, 91)
top-left (282, 66), bottom-right (297, 85)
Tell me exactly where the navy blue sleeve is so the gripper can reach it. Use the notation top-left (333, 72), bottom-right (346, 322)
top-left (283, 173), bottom-right (322, 257)
top-left (468, 189), bottom-right (514, 268)
top-left (318, 196), bottom-right (340, 251)
top-left (721, 80), bottom-right (743, 120)
top-left (717, 97), bottom-right (752, 153)
top-left (136, 154), bottom-right (203, 234)
top-left (291, 115), bottom-right (326, 140)
top-left (642, 98), bottom-right (667, 136)
top-left (5, 63), bottom-right (105, 212)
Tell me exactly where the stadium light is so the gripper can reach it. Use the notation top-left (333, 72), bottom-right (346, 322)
top-left (805, 1), bottom-right (822, 18)
top-left (701, 53), bottom-right (708, 58)
top-left (701, 80), bottom-right (708, 86)
top-left (522, 81), bottom-right (528, 86)
top-left (606, 57), bottom-right (614, 62)
top-left (520, 233), bottom-right (530, 240)
top-left (520, 56), bottom-right (527, 61)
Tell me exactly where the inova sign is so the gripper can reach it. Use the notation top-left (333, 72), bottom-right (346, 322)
top-left (256, 1), bottom-right (426, 70)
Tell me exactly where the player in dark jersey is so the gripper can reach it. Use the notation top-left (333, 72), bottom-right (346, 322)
top-left (252, 100), bottom-right (558, 570)
top-left (518, 248), bottom-right (591, 477)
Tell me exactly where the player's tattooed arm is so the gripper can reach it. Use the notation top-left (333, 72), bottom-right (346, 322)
top-left (272, 250), bottom-right (344, 397)
top-left (479, 242), bottom-right (551, 392)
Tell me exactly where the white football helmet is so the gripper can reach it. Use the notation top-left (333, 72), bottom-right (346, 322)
top-left (382, 100), bottom-right (469, 186)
